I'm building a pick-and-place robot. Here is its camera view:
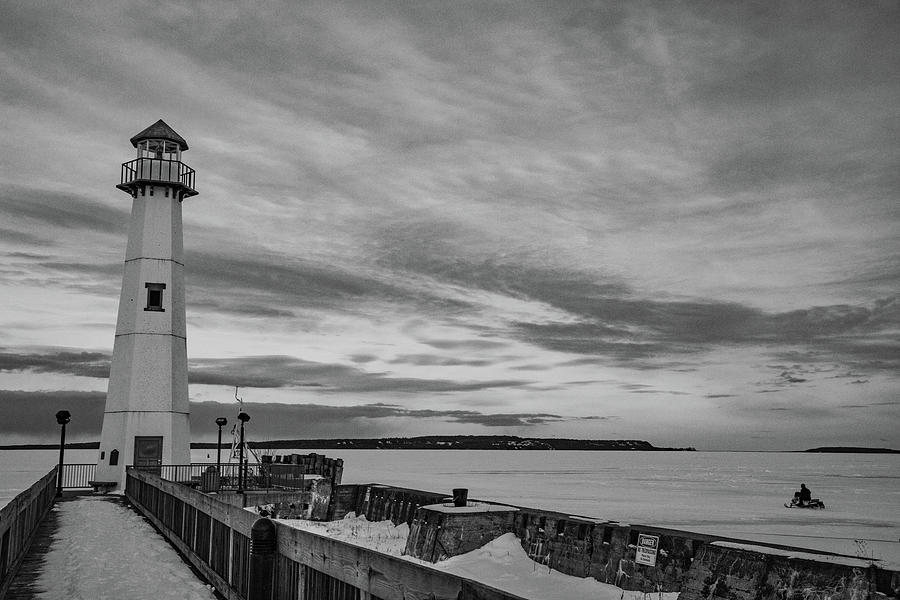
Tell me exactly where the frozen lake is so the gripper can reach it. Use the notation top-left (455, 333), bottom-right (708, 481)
top-left (3, 449), bottom-right (898, 566)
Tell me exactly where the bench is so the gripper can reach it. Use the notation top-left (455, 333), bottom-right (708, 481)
top-left (88, 481), bottom-right (118, 494)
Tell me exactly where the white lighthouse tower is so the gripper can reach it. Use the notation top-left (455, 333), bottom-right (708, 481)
top-left (94, 120), bottom-right (197, 489)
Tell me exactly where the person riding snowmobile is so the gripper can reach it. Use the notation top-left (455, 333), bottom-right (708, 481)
top-left (797, 483), bottom-right (811, 506)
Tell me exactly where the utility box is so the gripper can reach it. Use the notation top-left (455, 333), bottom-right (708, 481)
top-left (201, 466), bottom-right (220, 493)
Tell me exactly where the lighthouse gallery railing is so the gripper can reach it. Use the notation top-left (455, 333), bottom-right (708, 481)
top-left (120, 157), bottom-right (195, 190)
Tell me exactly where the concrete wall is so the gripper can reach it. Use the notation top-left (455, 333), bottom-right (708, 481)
top-left (405, 505), bottom-right (519, 562)
top-left (323, 483), bottom-right (899, 598)
top-left (273, 453), bottom-right (343, 485)
top-left (511, 509), bottom-right (701, 591)
top-left (327, 483), bottom-right (447, 524)
top-left (680, 544), bottom-right (882, 600)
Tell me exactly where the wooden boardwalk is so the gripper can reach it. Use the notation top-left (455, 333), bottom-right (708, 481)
top-left (4, 494), bottom-right (216, 600)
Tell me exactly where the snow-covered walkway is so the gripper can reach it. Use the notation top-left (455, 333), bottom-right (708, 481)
top-left (7, 495), bottom-right (216, 600)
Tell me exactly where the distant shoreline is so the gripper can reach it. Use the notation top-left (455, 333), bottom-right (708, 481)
top-left (0, 436), bottom-right (699, 451)
top-left (802, 446), bottom-right (900, 454)
top-left (0, 436), bottom-right (895, 453)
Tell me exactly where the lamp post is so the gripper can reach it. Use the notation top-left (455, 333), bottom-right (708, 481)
top-left (237, 411), bottom-right (250, 493)
top-left (55, 410), bottom-right (71, 497)
top-left (215, 417), bottom-right (227, 477)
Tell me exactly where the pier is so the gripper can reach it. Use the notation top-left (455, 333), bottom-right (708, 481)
top-left (2, 457), bottom-right (898, 600)
top-left (3, 495), bottom-right (214, 600)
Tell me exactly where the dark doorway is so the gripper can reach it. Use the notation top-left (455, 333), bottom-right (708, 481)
top-left (134, 436), bottom-right (163, 474)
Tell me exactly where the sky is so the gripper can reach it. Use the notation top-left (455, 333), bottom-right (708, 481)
top-left (1, 1), bottom-right (898, 451)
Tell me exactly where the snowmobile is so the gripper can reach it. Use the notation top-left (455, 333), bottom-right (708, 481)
top-left (784, 496), bottom-right (825, 509)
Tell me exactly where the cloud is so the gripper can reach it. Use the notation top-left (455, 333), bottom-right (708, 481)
top-left (390, 354), bottom-right (493, 368)
top-left (0, 2), bottom-right (898, 450)
top-left (0, 350), bottom-right (110, 379)
top-left (190, 355), bottom-right (530, 393)
top-left (0, 390), bottom-right (580, 442)
top-left (0, 185), bottom-right (129, 236)
top-left (0, 350), bottom-right (531, 394)
top-left (0, 390), bottom-right (106, 441)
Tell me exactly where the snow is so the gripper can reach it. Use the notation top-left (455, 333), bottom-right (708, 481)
top-left (276, 511), bottom-right (410, 555)
top-left (421, 501), bottom-right (518, 514)
top-left (275, 513), bottom-right (678, 600)
top-left (433, 533), bottom-right (679, 600)
top-left (32, 496), bottom-right (216, 600)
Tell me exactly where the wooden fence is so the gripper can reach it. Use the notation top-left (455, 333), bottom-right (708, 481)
top-left (0, 468), bottom-right (58, 598)
top-left (125, 468), bottom-right (525, 600)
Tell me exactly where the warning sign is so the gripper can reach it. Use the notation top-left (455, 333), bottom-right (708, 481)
top-left (635, 534), bottom-right (660, 566)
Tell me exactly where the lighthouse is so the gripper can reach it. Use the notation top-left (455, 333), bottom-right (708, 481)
top-left (94, 120), bottom-right (197, 489)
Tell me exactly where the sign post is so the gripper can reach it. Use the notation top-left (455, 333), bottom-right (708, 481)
top-left (635, 534), bottom-right (660, 567)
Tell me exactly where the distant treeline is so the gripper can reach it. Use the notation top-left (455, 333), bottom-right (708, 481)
top-left (5, 440), bottom-right (898, 453)
top-left (804, 446), bottom-right (900, 454)
top-left (0, 442), bottom-right (100, 450)
top-left (0, 436), bottom-right (694, 451)
top-left (193, 435), bottom-right (697, 451)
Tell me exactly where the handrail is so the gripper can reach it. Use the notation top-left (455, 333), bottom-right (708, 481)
top-left (125, 467), bottom-right (529, 600)
top-left (132, 463), bottom-right (310, 491)
top-left (120, 157), bottom-right (196, 191)
top-left (0, 468), bottom-right (57, 595)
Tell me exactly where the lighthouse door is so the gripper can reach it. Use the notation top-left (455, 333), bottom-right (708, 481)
top-left (134, 436), bottom-right (163, 473)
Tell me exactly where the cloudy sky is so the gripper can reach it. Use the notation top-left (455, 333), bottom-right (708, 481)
top-left (1, 1), bottom-right (898, 450)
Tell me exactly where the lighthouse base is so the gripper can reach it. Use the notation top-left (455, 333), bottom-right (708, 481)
top-left (95, 411), bottom-right (191, 490)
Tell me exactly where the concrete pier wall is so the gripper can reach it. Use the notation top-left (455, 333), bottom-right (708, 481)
top-left (272, 453), bottom-right (343, 485)
top-left (326, 483), bottom-right (899, 598)
top-left (680, 543), bottom-right (883, 600)
top-left (328, 483), bottom-right (449, 524)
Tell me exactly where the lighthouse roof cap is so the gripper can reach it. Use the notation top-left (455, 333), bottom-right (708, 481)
top-left (130, 119), bottom-right (189, 151)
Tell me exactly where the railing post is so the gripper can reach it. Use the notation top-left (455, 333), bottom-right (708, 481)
top-left (248, 517), bottom-right (276, 600)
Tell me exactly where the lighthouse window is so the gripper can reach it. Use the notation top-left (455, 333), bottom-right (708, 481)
top-left (144, 282), bottom-right (166, 312)
top-left (138, 140), bottom-right (180, 161)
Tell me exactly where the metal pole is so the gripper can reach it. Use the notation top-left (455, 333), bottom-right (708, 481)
top-left (238, 420), bottom-right (245, 493)
top-left (217, 425), bottom-right (222, 472)
top-left (237, 412), bottom-right (250, 493)
top-left (56, 421), bottom-right (66, 497)
top-left (55, 410), bottom-right (70, 498)
top-left (215, 417), bottom-right (227, 487)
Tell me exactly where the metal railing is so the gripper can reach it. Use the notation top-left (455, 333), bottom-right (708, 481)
top-left (60, 463), bottom-right (95, 489)
top-left (120, 157), bottom-right (195, 191)
top-left (132, 463), bottom-right (309, 491)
